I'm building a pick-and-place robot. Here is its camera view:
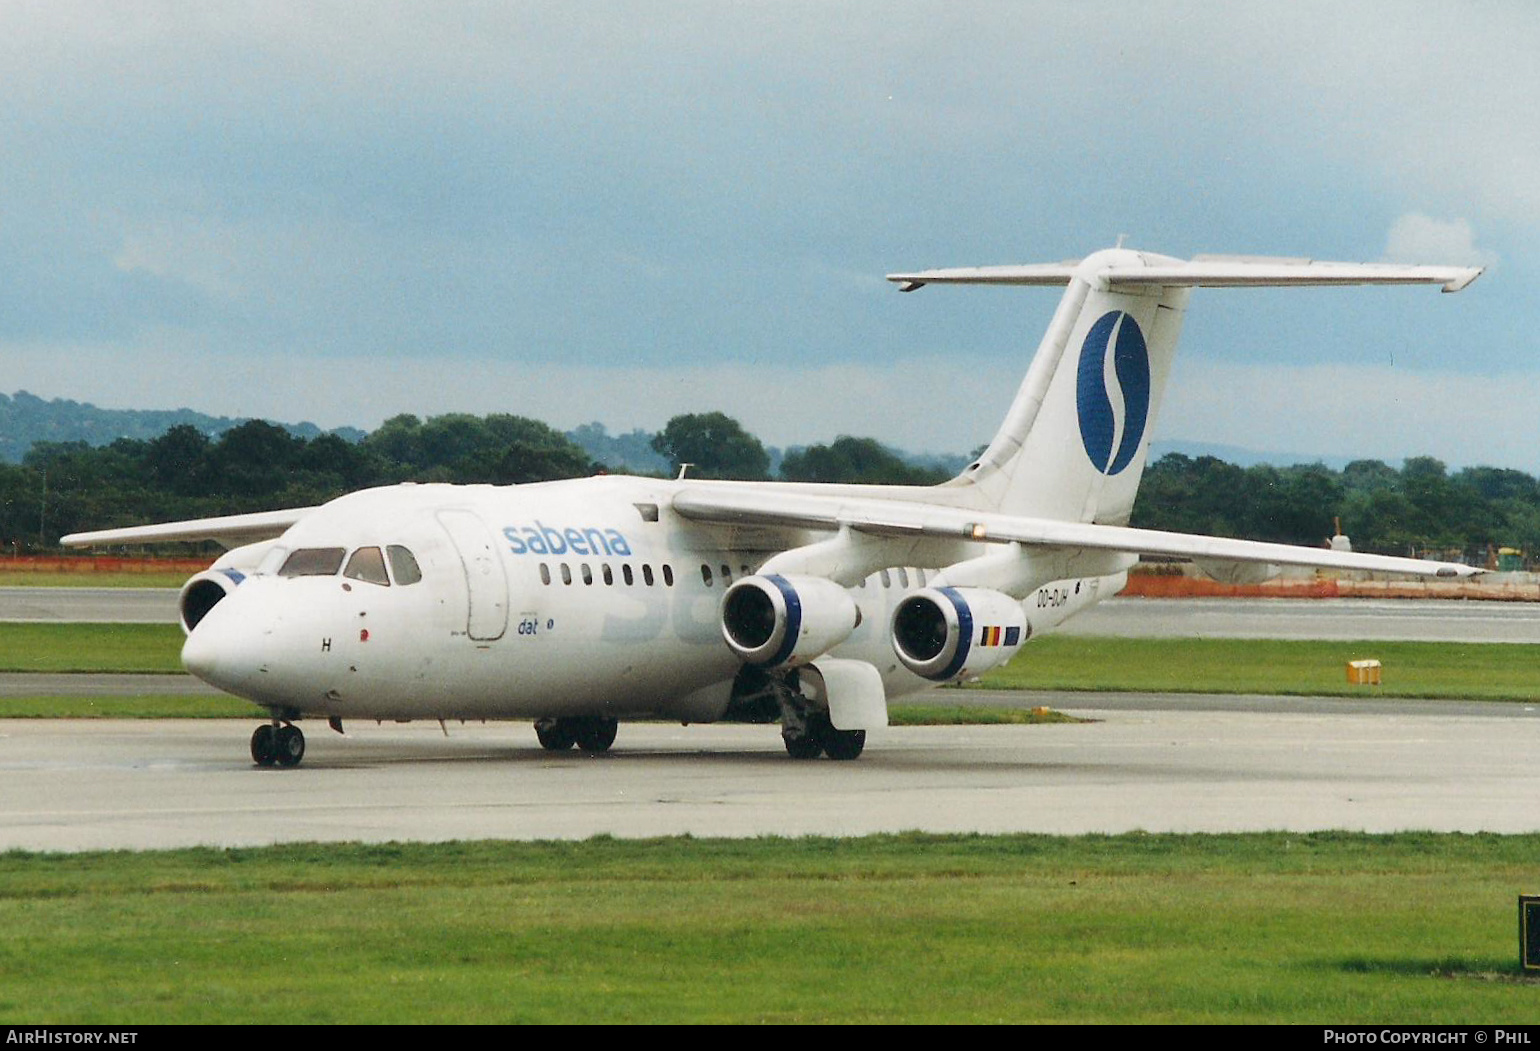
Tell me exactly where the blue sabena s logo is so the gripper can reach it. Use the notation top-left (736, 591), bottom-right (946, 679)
top-left (1075, 310), bottom-right (1150, 476)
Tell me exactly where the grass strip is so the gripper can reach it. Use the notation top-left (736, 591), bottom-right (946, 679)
top-left (888, 703), bottom-right (1085, 725)
top-left (977, 635), bottom-right (1540, 701)
top-left (0, 572), bottom-right (190, 588)
top-left (1, 832), bottom-right (1537, 1024)
top-left (0, 624), bottom-right (184, 673)
top-left (0, 695), bottom-right (262, 718)
top-left (5, 625), bottom-right (1540, 702)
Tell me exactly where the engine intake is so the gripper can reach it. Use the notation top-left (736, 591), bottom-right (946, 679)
top-left (178, 569), bottom-right (246, 634)
top-left (721, 574), bottom-right (860, 670)
top-left (891, 586), bottom-right (1029, 682)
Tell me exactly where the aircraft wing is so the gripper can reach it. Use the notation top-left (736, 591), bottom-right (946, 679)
top-left (60, 507), bottom-right (318, 549)
top-left (670, 488), bottom-right (1478, 578)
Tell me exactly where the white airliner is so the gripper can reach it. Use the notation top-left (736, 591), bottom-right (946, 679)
top-left (63, 248), bottom-right (1483, 766)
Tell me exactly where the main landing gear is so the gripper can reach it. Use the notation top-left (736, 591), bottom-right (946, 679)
top-left (251, 721), bottom-right (305, 767)
top-left (534, 716), bottom-right (619, 754)
top-left (781, 711), bottom-right (865, 761)
top-left (774, 674), bottom-right (865, 761)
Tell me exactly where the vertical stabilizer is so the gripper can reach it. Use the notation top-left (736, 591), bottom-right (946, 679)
top-left (922, 248), bottom-right (1187, 524)
top-left (887, 248), bottom-right (1482, 526)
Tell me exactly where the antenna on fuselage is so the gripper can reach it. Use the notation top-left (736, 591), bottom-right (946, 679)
top-left (677, 463), bottom-right (694, 480)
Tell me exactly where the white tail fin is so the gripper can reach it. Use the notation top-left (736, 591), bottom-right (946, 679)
top-left (889, 249), bottom-right (1482, 525)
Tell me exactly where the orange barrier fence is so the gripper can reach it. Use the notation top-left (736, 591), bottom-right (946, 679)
top-left (1120, 574), bottom-right (1339, 599)
top-left (1119, 573), bottom-right (1540, 602)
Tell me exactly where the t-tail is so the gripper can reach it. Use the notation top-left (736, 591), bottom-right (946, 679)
top-left (889, 248), bottom-right (1482, 525)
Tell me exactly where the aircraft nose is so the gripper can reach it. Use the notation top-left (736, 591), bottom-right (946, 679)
top-left (182, 616), bottom-right (257, 694)
top-left (180, 586), bottom-right (279, 699)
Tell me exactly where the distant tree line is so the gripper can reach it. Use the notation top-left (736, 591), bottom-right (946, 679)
top-left (1132, 454), bottom-right (1540, 562)
top-left (1, 409), bottom-right (1536, 565)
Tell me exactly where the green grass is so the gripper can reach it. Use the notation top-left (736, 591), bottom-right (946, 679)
top-left (889, 703), bottom-right (1085, 725)
top-left (0, 623), bottom-right (183, 673)
top-left (978, 636), bottom-right (1540, 702)
top-left (6, 626), bottom-right (1540, 706)
top-left (0, 571), bottom-right (189, 588)
top-left (1, 833), bottom-right (1537, 1024)
top-left (0, 695), bottom-right (262, 718)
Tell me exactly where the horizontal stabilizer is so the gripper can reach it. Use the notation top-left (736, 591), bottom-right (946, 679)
top-left (60, 507), bottom-right (317, 549)
top-left (889, 255), bottom-right (1483, 293)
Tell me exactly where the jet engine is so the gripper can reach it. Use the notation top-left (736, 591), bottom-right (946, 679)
top-left (891, 586), bottom-right (1029, 682)
top-left (178, 569), bottom-right (246, 634)
top-left (176, 539), bottom-right (280, 634)
top-left (720, 574), bottom-right (860, 670)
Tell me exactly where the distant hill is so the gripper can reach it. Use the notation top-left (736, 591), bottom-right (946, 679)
top-left (5, 390), bottom-right (1333, 478)
top-left (0, 390), bottom-right (365, 463)
top-left (1148, 439), bottom-right (1354, 471)
top-left (566, 422), bottom-right (672, 475)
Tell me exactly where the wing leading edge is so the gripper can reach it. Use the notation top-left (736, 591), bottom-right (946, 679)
top-left (60, 507), bottom-right (318, 549)
top-left (670, 488), bottom-right (1477, 579)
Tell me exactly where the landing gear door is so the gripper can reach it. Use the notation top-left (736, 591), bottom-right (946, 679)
top-left (436, 510), bottom-right (509, 641)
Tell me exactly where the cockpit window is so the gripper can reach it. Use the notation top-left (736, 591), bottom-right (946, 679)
top-left (278, 548), bottom-right (346, 577)
top-left (257, 546), bottom-right (288, 575)
top-left (388, 545), bottom-right (422, 586)
top-left (344, 546), bottom-right (391, 586)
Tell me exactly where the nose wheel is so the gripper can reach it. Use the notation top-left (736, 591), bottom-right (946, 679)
top-left (251, 722), bottom-right (306, 767)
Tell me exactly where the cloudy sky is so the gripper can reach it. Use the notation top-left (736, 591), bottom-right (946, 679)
top-left (2, 2), bottom-right (1535, 468)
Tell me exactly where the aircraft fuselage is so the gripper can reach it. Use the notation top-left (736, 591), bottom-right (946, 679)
top-left (181, 475), bottom-right (1111, 723)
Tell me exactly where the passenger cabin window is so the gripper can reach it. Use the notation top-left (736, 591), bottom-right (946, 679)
top-left (701, 564), bottom-right (714, 587)
top-left (581, 564), bottom-right (593, 586)
top-left (344, 546), bottom-right (391, 586)
top-left (643, 565), bottom-right (655, 587)
top-left (387, 545), bottom-right (422, 585)
top-left (539, 563), bottom-right (552, 586)
top-left (602, 564), bottom-right (614, 586)
top-left (663, 564), bottom-right (674, 587)
top-left (623, 565), bottom-right (634, 586)
top-left (897, 567), bottom-right (910, 588)
top-left (279, 548), bottom-right (346, 577)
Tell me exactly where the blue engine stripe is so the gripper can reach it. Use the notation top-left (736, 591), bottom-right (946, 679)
top-left (763, 574), bottom-right (803, 668)
top-left (935, 586), bottom-right (973, 681)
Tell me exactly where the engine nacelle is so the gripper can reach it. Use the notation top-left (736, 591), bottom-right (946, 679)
top-left (178, 568), bottom-right (247, 634)
top-left (891, 586), bottom-right (1029, 682)
top-left (720, 574), bottom-right (861, 670)
top-left (176, 538), bottom-right (280, 634)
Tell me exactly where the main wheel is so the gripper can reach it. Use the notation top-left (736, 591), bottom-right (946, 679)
top-left (274, 724), bottom-right (306, 767)
top-left (251, 724), bottom-right (277, 767)
top-left (782, 730), bottom-right (823, 759)
top-left (534, 718), bottom-right (577, 751)
top-left (573, 717), bottom-right (618, 753)
top-left (822, 728), bottom-right (866, 761)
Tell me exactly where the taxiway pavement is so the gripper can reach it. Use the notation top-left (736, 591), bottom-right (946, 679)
top-left (3, 697), bottom-right (1539, 852)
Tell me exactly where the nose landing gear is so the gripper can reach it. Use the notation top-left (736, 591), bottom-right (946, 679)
top-left (251, 722), bottom-right (306, 767)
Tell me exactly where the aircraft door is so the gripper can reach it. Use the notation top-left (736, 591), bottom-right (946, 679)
top-left (436, 510), bottom-right (510, 641)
